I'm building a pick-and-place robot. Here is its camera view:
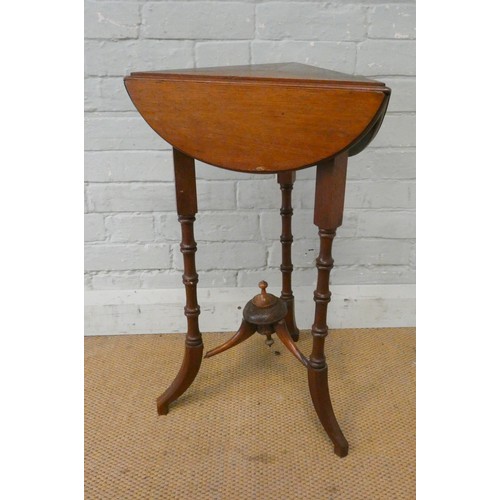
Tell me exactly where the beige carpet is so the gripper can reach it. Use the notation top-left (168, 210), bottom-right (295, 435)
top-left (85, 328), bottom-right (415, 499)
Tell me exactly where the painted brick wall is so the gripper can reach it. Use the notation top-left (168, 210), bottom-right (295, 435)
top-left (84, 0), bottom-right (416, 292)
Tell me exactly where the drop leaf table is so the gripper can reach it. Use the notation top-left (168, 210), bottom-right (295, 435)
top-left (124, 63), bottom-right (391, 457)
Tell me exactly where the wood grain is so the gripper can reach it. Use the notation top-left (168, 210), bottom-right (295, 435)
top-left (128, 62), bottom-right (385, 87)
top-left (124, 63), bottom-right (390, 173)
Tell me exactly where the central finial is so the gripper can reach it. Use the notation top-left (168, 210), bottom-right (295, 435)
top-left (252, 280), bottom-right (277, 308)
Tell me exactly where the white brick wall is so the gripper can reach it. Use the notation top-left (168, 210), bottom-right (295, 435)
top-left (142, 2), bottom-right (255, 39)
top-left (85, 0), bottom-right (415, 295)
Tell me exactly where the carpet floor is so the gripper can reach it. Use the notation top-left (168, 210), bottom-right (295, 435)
top-left (85, 328), bottom-right (415, 499)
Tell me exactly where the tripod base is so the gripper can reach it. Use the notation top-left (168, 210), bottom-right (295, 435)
top-left (158, 281), bottom-right (348, 456)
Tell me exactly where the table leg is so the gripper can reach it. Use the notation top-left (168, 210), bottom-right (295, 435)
top-left (274, 319), bottom-right (308, 367)
top-left (204, 320), bottom-right (256, 359)
top-left (157, 149), bottom-right (203, 415)
top-left (277, 171), bottom-right (300, 341)
top-left (308, 153), bottom-right (349, 457)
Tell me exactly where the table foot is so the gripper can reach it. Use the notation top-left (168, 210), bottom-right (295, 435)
top-left (156, 340), bottom-right (203, 415)
top-left (308, 364), bottom-right (349, 457)
top-left (204, 320), bottom-right (256, 359)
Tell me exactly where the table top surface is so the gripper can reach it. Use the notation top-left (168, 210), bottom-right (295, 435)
top-left (124, 63), bottom-right (390, 172)
top-left (129, 62), bottom-right (384, 89)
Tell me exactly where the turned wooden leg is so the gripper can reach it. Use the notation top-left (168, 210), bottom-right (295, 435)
top-left (277, 171), bottom-right (300, 341)
top-left (308, 153), bottom-right (349, 457)
top-left (157, 149), bottom-right (203, 415)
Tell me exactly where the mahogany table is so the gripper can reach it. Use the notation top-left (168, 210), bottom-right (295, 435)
top-left (124, 63), bottom-right (390, 457)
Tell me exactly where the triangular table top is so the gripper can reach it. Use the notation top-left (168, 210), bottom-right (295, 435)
top-left (130, 62), bottom-right (384, 89)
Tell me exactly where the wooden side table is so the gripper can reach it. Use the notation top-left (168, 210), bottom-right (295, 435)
top-left (124, 63), bottom-right (390, 457)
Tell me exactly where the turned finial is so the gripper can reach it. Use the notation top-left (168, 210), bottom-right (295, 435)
top-left (252, 280), bottom-right (277, 308)
top-left (244, 280), bottom-right (286, 324)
